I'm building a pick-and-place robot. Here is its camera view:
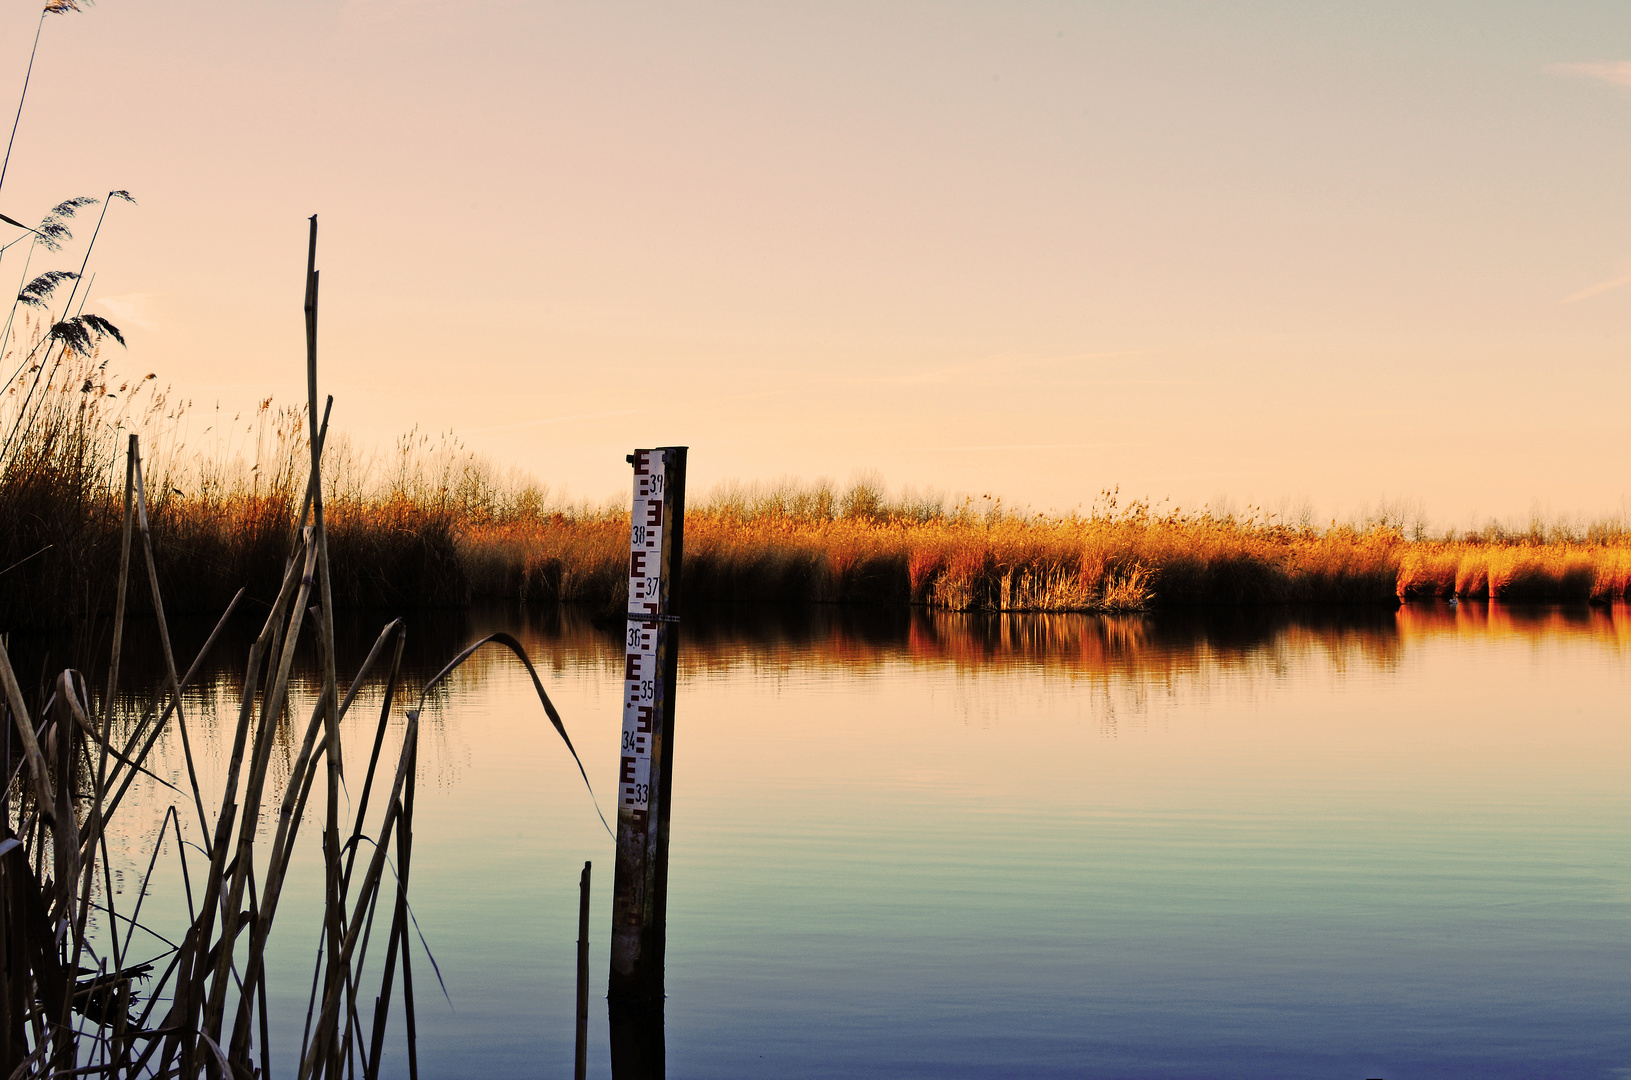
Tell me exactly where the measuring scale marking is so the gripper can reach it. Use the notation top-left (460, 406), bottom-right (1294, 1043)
top-left (620, 450), bottom-right (667, 816)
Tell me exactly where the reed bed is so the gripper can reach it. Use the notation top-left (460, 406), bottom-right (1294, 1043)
top-left (463, 489), bottom-right (1631, 613)
top-left (8, 368), bottom-right (1631, 629)
top-left (0, 354), bottom-right (489, 627)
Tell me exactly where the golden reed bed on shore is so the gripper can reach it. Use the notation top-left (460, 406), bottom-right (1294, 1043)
top-left (460, 510), bottom-right (1631, 613)
top-left (12, 465), bottom-right (1631, 624)
top-left (4, 357), bottom-right (1629, 625)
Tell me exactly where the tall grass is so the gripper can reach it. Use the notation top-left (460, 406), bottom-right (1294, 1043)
top-left (462, 481), bottom-right (1631, 612)
top-left (9, 383), bottom-right (1631, 629)
top-left (0, 357), bottom-right (512, 627)
top-left (0, 343), bottom-right (166, 630)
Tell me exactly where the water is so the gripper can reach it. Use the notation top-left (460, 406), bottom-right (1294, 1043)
top-left (99, 602), bottom-right (1630, 1078)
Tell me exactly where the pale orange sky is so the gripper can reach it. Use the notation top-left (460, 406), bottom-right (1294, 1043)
top-left (3, 1), bottom-right (1630, 524)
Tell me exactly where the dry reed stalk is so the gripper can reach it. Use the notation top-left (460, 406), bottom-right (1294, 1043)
top-left (131, 442), bottom-right (213, 851)
top-left (99, 436), bottom-right (135, 734)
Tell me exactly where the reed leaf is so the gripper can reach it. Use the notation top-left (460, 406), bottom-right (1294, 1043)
top-left (412, 631), bottom-right (612, 837)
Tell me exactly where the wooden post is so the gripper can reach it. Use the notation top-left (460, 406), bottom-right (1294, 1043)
top-left (608, 446), bottom-right (686, 1077)
top-left (575, 860), bottom-right (591, 1080)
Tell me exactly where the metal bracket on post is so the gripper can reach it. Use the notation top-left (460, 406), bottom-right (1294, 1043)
top-left (609, 446), bottom-right (686, 1079)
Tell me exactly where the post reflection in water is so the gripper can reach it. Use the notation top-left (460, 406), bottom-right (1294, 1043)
top-left (607, 995), bottom-right (664, 1080)
top-left (95, 601), bottom-right (1629, 1079)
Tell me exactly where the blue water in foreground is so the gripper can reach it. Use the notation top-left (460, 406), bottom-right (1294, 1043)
top-left (110, 603), bottom-right (1630, 1078)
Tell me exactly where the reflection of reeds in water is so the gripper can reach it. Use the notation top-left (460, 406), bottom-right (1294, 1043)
top-left (139, 602), bottom-right (1629, 760)
top-left (444, 600), bottom-right (1631, 691)
top-left (1394, 598), bottom-right (1631, 649)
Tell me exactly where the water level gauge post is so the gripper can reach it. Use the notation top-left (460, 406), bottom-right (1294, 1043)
top-left (609, 447), bottom-right (687, 1059)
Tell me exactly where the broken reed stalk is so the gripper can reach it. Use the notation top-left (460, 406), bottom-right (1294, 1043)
top-left (131, 443), bottom-right (211, 852)
top-left (263, 394), bottom-right (331, 733)
top-left (576, 860), bottom-right (591, 1080)
top-left (98, 436), bottom-right (135, 737)
top-left (304, 216), bottom-right (350, 1080)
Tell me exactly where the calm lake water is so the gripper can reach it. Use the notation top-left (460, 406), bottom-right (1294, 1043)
top-left (97, 602), bottom-right (1630, 1079)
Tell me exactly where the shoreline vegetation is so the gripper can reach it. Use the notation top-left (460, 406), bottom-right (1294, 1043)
top-left (5, 357), bottom-right (1631, 631)
top-left (0, 221), bottom-right (602, 1076)
top-left (463, 489), bottom-right (1631, 610)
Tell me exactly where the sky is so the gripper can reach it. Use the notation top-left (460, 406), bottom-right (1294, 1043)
top-left (2, 0), bottom-right (1630, 524)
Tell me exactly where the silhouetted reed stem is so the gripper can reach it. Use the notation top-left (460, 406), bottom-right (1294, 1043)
top-left (132, 443), bottom-right (211, 848)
